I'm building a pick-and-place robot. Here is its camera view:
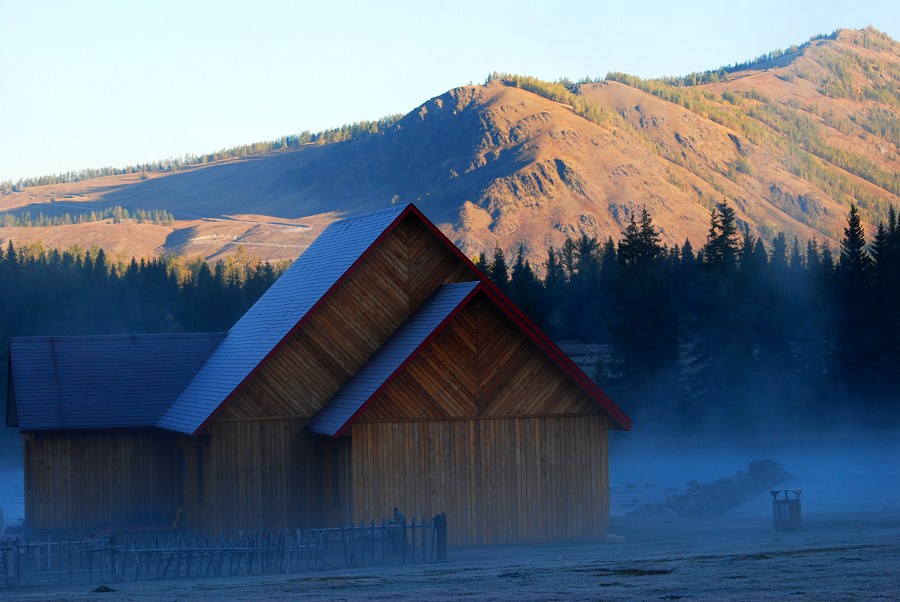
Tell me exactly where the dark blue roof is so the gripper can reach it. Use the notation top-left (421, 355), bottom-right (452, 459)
top-left (157, 204), bottom-right (409, 434)
top-left (9, 332), bottom-right (225, 431)
top-left (305, 281), bottom-right (479, 437)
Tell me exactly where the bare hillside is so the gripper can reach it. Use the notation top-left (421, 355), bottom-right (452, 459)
top-left (2, 27), bottom-right (896, 265)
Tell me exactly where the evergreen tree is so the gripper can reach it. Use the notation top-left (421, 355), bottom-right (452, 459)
top-left (474, 251), bottom-right (489, 275)
top-left (609, 208), bottom-right (677, 414)
top-left (702, 200), bottom-right (740, 269)
top-left (542, 246), bottom-right (569, 339)
top-left (838, 205), bottom-right (872, 289)
top-left (869, 206), bottom-right (900, 406)
top-left (489, 245), bottom-right (509, 292)
top-left (509, 245), bottom-right (543, 323)
top-left (694, 200), bottom-right (749, 428)
top-left (835, 204), bottom-right (875, 397)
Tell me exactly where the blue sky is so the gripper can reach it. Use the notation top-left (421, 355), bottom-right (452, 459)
top-left (1, 0), bottom-right (897, 182)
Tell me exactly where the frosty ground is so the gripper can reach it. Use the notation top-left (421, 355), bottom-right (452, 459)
top-left (5, 510), bottom-right (899, 601)
top-left (3, 431), bottom-right (899, 599)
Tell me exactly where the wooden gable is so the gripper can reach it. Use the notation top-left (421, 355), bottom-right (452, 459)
top-left (355, 293), bottom-right (603, 424)
top-left (216, 213), bottom-right (475, 423)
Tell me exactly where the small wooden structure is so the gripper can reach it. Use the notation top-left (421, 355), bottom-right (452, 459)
top-left (7, 204), bottom-right (631, 545)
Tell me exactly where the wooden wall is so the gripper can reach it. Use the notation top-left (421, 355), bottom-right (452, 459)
top-left (178, 419), bottom-right (322, 535)
top-left (350, 294), bottom-right (612, 545)
top-left (358, 297), bottom-right (602, 423)
top-left (24, 430), bottom-right (179, 531)
top-left (349, 416), bottom-right (609, 545)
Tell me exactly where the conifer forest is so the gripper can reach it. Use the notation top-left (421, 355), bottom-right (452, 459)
top-left (478, 202), bottom-right (900, 433)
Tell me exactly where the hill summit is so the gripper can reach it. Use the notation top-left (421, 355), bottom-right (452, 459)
top-left (1, 27), bottom-right (897, 265)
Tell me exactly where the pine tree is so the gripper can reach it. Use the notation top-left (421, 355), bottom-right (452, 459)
top-left (702, 200), bottom-right (740, 269)
top-left (489, 245), bottom-right (509, 292)
top-left (838, 204), bottom-right (872, 288)
top-left (609, 207), bottom-right (677, 406)
top-left (474, 251), bottom-right (489, 275)
top-left (510, 245), bottom-right (542, 323)
top-left (835, 204), bottom-right (875, 396)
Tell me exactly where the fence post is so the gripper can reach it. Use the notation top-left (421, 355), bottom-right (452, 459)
top-left (438, 512), bottom-right (447, 561)
top-left (402, 517), bottom-right (407, 565)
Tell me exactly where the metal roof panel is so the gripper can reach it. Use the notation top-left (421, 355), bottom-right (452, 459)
top-left (10, 332), bottom-right (225, 431)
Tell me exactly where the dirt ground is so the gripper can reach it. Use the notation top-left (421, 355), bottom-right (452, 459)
top-left (5, 510), bottom-right (899, 601)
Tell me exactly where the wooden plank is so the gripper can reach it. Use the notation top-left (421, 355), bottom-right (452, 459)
top-left (25, 431), bottom-right (180, 530)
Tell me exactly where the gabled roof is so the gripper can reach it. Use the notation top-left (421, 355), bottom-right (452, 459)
top-left (9, 332), bottom-right (224, 432)
top-left (305, 281), bottom-right (480, 437)
top-left (158, 202), bottom-right (631, 435)
top-left (157, 204), bottom-right (411, 435)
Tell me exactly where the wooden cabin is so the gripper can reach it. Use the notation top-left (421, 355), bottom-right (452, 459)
top-left (7, 204), bottom-right (631, 545)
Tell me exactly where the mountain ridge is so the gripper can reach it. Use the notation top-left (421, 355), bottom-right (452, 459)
top-left (1, 26), bottom-right (896, 266)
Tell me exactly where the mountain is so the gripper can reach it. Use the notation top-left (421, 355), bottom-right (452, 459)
top-left (1, 27), bottom-right (897, 266)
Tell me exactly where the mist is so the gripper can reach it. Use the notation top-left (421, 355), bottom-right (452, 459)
top-left (609, 429), bottom-right (900, 519)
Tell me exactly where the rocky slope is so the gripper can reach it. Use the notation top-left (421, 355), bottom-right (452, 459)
top-left (1, 27), bottom-right (896, 266)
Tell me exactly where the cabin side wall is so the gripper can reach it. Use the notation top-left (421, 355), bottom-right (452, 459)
top-left (177, 419), bottom-right (321, 535)
top-left (23, 430), bottom-right (179, 531)
top-left (349, 416), bottom-right (609, 545)
top-left (350, 296), bottom-right (612, 545)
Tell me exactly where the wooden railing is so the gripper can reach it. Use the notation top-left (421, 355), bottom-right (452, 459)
top-left (1, 512), bottom-right (447, 588)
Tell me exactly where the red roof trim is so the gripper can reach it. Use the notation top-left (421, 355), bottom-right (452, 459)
top-left (191, 205), bottom-right (420, 436)
top-left (478, 285), bottom-right (632, 430)
top-left (331, 283), bottom-right (484, 438)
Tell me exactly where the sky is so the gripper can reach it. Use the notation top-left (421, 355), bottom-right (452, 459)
top-left (0, 0), bottom-right (897, 183)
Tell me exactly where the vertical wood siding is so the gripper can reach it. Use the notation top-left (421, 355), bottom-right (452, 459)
top-left (24, 431), bottom-right (179, 531)
top-left (350, 292), bottom-right (611, 545)
top-left (179, 419), bottom-right (320, 534)
top-left (349, 416), bottom-right (609, 545)
top-left (189, 214), bottom-right (479, 534)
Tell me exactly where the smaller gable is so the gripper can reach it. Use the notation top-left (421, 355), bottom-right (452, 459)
top-left (305, 281), bottom-right (480, 437)
top-left (9, 332), bottom-right (225, 431)
top-left (306, 279), bottom-right (632, 438)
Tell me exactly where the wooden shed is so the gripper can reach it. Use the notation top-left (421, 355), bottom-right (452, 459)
top-left (7, 204), bottom-right (631, 545)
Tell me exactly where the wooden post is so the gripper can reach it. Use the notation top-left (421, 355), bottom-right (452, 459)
top-left (402, 518), bottom-right (407, 565)
top-left (413, 516), bottom-right (418, 564)
top-left (439, 512), bottom-right (448, 561)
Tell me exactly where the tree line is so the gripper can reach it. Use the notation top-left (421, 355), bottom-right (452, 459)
top-left (0, 206), bottom-right (174, 228)
top-left (478, 202), bottom-right (900, 433)
top-left (0, 116), bottom-right (401, 192)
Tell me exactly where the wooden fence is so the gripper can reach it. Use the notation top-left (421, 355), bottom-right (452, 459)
top-left (1, 512), bottom-right (447, 588)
